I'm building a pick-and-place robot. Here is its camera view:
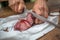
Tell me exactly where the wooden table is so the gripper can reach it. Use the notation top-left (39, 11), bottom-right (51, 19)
top-left (0, 3), bottom-right (60, 40)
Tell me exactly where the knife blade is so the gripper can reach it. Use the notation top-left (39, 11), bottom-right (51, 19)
top-left (30, 12), bottom-right (60, 28)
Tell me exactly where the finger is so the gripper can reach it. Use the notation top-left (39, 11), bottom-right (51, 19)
top-left (33, 8), bottom-right (43, 24)
top-left (33, 8), bottom-right (44, 24)
top-left (39, 7), bottom-right (44, 16)
top-left (10, 5), bottom-right (15, 11)
top-left (10, 4), bottom-right (18, 13)
top-left (44, 8), bottom-right (48, 18)
top-left (18, 8), bottom-right (24, 13)
top-left (33, 9), bottom-right (41, 24)
top-left (18, 3), bottom-right (24, 13)
top-left (33, 8), bottom-right (43, 15)
top-left (35, 18), bottom-right (39, 24)
top-left (35, 18), bottom-right (44, 24)
top-left (14, 3), bottom-right (18, 12)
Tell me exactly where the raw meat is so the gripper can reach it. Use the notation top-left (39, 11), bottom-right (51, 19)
top-left (27, 13), bottom-right (34, 25)
top-left (14, 13), bottom-right (34, 31)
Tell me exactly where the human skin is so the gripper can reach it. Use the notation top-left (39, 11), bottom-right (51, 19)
top-left (9, 0), bottom-right (48, 24)
top-left (32, 0), bottom-right (48, 24)
top-left (8, 0), bottom-right (26, 13)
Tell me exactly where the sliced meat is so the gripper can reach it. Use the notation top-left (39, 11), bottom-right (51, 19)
top-left (26, 13), bottom-right (34, 25)
top-left (14, 20), bottom-right (31, 31)
top-left (14, 21), bottom-right (21, 30)
top-left (14, 13), bottom-right (34, 31)
top-left (19, 20), bottom-right (31, 31)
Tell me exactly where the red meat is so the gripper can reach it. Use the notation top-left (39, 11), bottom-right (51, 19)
top-left (14, 13), bottom-right (34, 31)
top-left (27, 13), bottom-right (34, 25)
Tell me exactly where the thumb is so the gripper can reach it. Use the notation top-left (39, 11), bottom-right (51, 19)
top-left (18, 3), bottom-right (26, 13)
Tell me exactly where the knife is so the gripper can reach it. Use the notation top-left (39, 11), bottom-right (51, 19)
top-left (30, 11), bottom-right (60, 28)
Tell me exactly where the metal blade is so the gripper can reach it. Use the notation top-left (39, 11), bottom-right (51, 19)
top-left (31, 12), bottom-right (60, 28)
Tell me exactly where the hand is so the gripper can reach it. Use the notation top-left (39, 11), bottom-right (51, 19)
top-left (33, 0), bottom-right (48, 24)
top-left (8, 0), bottom-right (26, 13)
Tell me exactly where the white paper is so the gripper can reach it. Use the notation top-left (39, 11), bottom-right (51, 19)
top-left (0, 12), bottom-right (59, 40)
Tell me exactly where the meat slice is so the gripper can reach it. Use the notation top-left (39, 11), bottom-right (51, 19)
top-left (14, 21), bottom-right (21, 30)
top-left (14, 13), bottom-right (34, 31)
top-left (26, 13), bottom-right (34, 25)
